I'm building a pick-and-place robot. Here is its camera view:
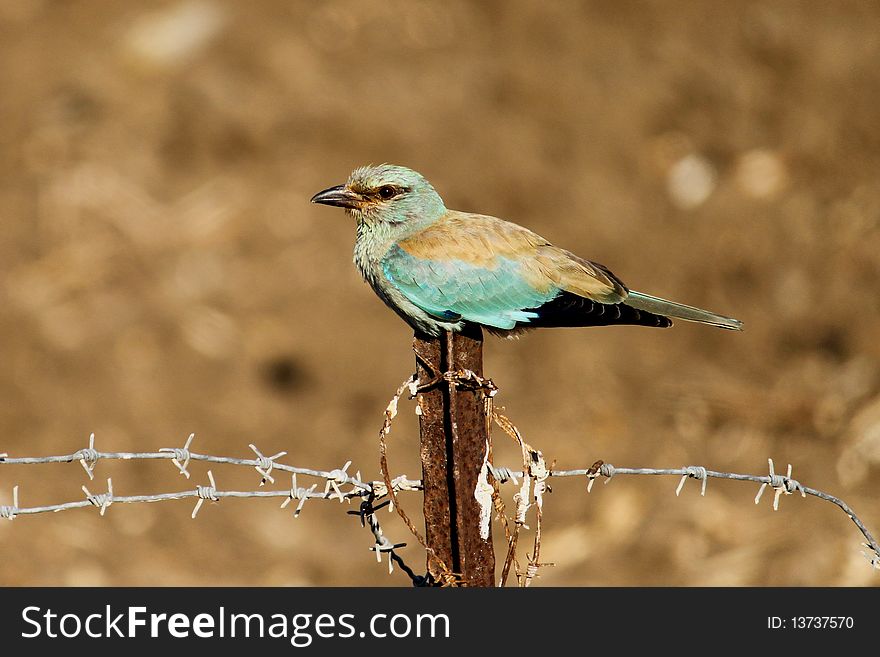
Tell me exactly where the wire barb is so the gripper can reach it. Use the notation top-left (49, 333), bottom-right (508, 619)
top-left (754, 459), bottom-right (805, 510)
top-left (192, 470), bottom-right (218, 518)
top-left (76, 433), bottom-right (99, 481)
top-left (249, 443), bottom-right (287, 486)
top-left (676, 465), bottom-right (708, 497)
top-left (280, 473), bottom-right (318, 518)
top-left (324, 461), bottom-right (352, 502)
top-left (488, 464), bottom-right (519, 485)
top-left (585, 461), bottom-right (617, 492)
top-left (159, 433), bottom-right (195, 479)
top-left (0, 485), bottom-right (19, 520)
top-left (82, 478), bottom-right (114, 516)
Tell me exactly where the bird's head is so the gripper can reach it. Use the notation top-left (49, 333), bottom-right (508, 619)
top-left (310, 164), bottom-right (446, 227)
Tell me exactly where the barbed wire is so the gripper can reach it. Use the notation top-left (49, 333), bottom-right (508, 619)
top-left (479, 458), bottom-right (880, 571)
top-left (0, 433), bottom-right (428, 585)
top-left (565, 458), bottom-right (878, 563)
top-left (2, 427), bottom-right (878, 582)
top-left (1, 432), bottom-right (374, 490)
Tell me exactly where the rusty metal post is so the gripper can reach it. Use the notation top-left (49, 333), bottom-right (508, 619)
top-left (414, 325), bottom-right (495, 586)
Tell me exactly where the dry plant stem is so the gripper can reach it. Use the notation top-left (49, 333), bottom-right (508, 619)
top-left (492, 410), bottom-right (534, 586)
top-left (484, 395), bottom-right (518, 587)
top-left (525, 501), bottom-right (543, 587)
top-left (499, 514), bottom-right (519, 587)
top-left (378, 375), bottom-right (429, 552)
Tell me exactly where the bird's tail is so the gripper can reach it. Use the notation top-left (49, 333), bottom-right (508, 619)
top-left (625, 291), bottom-right (743, 331)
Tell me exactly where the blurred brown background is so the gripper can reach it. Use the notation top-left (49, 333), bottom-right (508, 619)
top-left (1, 0), bottom-right (879, 586)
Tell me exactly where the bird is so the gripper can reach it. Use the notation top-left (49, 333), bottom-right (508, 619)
top-left (310, 164), bottom-right (742, 338)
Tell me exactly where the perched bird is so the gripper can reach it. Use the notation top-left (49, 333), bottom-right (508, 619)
top-left (311, 164), bottom-right (742, 338)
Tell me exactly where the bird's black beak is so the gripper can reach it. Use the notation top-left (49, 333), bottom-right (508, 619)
top-left (310, 184), bottom-right (363, 209)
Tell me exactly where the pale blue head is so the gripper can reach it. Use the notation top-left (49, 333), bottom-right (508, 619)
top-left (310, 164), bottom-right (447, 226)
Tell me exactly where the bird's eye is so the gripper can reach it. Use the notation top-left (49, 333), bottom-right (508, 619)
top-left (378, 185), bottom-right (397, 200)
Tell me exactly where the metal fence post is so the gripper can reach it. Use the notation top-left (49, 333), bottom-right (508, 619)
top-left (414, 325), bottom-right (495, 586)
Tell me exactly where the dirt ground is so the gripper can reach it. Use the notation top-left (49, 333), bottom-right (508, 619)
top-left (1, 0), bottom-right (879, 586)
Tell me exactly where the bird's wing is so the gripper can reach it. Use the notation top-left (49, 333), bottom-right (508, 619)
top-left (382, 212), bottom-right (627, 330)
